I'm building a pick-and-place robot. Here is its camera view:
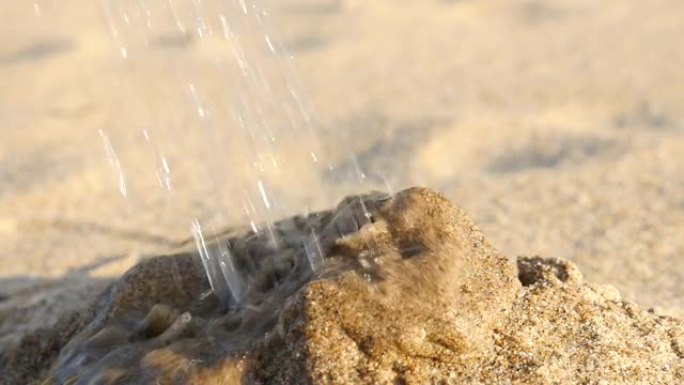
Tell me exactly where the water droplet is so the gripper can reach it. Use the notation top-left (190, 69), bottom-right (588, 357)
top-left (264, 35), bottom-right (275, 53)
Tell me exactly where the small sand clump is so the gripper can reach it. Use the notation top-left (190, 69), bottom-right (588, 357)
top-left (1, 188), bottom-right (682, 384)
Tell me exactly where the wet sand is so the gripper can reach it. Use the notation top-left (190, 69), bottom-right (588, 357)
top-left (1, 0), bottom-right (684, 349)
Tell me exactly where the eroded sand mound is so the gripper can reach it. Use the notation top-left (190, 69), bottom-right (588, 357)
top-left (2, 188), bottom-right (682, 384)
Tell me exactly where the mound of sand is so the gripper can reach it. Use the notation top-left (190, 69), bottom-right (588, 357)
top-left (2, 188), bottom-right (682, 384)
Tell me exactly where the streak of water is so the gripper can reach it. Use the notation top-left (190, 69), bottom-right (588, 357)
top-left (98, 129), bottom-right (128, 197)
top-left (304, 228), bottom-right (324, 271)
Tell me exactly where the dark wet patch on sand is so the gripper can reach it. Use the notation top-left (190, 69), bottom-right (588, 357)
top-left (0, 39), bottom-right (74, 66)
top-left (487, 134), bottom-right (623, 174)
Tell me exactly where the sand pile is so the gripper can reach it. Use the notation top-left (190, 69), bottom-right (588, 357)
top-left (2, 188), bottom-right (682, 384)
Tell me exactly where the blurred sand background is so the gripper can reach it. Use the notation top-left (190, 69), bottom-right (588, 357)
top-left (1, 0), bottom-right (684, 349)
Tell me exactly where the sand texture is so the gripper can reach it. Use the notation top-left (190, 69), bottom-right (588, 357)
top-left (2, 188), bottom-right (682, 384)
top-left (1, 0), bottom-right (684, 374)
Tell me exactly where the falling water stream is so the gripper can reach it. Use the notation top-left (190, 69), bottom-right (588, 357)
top-left (97, 0), bottom-right (375, 305)
top-left (3, 3), bottom-right (387, 379)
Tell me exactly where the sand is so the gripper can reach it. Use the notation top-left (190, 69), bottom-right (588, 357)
top-left (2, 188), bottom-right (682, 384)
top-left (1, 0), bottom-right (684, 361)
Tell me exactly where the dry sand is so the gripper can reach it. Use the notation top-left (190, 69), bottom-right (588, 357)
top-left (1, 0), bottom-right (684, 353)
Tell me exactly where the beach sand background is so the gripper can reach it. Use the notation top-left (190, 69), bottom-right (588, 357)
top-left (1, 0), bottom-right (683, 349)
